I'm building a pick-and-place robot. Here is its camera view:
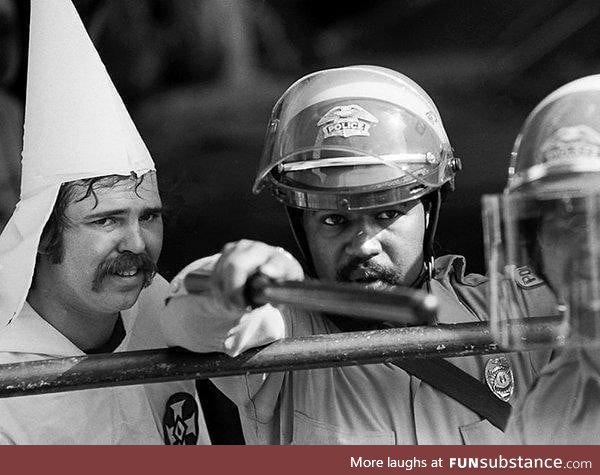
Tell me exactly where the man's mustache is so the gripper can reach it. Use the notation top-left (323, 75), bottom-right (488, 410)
top-left (92, 251), bottom-right (157, 291)
top-left (336, 257), bottom-right (404, 286)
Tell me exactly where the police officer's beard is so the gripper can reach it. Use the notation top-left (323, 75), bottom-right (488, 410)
top-left (92, 251), bottom-right (157, 291)
top-left (336, 257), bottom-right (405, 289)
top-left (327, 258), bottom-right (405, 332)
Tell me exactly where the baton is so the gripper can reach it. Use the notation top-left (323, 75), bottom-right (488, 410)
top-left (183, 272), bottom-right (438, 326)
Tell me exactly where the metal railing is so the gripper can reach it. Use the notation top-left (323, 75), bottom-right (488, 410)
top-left (0, 318), bottom-right (559, 398)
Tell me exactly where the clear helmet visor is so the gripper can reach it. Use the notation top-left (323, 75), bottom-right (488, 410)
top-left (483, 174), bottom-right (600, 349)
top-left (276, 97), bottom-right (451, 188)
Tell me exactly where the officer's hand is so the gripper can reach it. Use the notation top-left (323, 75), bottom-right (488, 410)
top-left (210, 239), bottom-right (304, 310)
top-left (163, 245), bottom-right (302, 357)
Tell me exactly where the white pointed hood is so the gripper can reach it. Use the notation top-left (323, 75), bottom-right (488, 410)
top-left (0, 0), bottom-right (155, 328)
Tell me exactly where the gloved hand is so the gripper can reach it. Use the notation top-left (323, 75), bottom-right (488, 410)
top-left (208, 239), bottom-right (304, 310)
top-left (162, 240), bottom-right (304, 357)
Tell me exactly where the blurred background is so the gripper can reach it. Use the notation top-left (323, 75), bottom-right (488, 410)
top-left (2, 0), bottom-right (600, 443)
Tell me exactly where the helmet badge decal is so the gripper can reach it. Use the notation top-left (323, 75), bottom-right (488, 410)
top-left (162, 392), bottom-right (199, 445)
top-left (317, 104), bottom-right (379, 139)
top-left (540, 125), bottom-right (600, 163)
top-left (485, 356), bottom-right (514, 402)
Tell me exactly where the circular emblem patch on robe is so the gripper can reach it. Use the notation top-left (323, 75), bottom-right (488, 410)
top-left (485, 356), bottom-right (514, 402)
top-left (162, 392), bottom-right (199, 445)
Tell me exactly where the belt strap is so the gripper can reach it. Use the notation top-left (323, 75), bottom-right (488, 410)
top-left (327, 312), bottom-right (511, 430)
top-left (393, 358), bottom-right (511, 431)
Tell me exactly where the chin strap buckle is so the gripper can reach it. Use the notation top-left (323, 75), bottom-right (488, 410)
top-left (426, 256), bottom-right (435, 281)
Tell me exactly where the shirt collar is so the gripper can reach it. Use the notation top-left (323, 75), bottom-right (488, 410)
top-left (0, 301), bottom-right (135, 357)
top-left (0, 302), bottom-right (83, 357)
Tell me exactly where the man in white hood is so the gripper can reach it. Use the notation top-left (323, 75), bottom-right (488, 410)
top-left (0, 0), bottom-right (209, 444)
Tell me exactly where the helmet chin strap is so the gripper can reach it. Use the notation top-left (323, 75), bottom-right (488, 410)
top-left (412, 188), bottom-right (442, 292)
top-left (408, 262), bottom-right (432, 292)
top-left (285, 206), bottom-right (317, 277)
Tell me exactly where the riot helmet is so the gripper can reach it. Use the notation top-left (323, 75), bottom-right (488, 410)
top-left (484, 75), bottom-right (600, 349)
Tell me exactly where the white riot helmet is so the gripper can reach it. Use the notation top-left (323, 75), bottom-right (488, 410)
top-left (484, 75), bottom-right (600, 349)
top-left (255, 65), bottom-right (459, 211)
top-left (255, 66), bottom-right (461, 278)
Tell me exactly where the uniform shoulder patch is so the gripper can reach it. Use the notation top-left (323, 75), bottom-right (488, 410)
top-left (162, 392), bottom-right (199, 445)
top-left (514, 265), bottom-right (544, 289)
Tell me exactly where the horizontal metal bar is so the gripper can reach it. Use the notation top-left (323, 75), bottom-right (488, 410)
top-left (0, 318), bottom-right (560, 398)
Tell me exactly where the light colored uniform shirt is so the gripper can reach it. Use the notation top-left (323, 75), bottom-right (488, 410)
top-left (0, 275), bottom-right (210, 445)
top-left (169, 255), bottom-right (552, 445)
top-left (505, 346), bottom-right (600, 444)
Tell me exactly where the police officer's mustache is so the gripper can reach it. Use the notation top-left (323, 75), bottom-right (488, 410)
top-left (336, 258), bottom-right (404, 287)
top-left (92, 251), bottom-right (157, 291)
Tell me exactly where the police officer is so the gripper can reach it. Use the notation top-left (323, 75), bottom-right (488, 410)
top-left (485, 74), bottom-right (600, 444)
top-left (164, 66), bottom-right (545, 444)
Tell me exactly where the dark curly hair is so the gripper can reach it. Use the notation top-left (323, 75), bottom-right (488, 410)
top-left (38, 173), bottom-right (146, 264)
